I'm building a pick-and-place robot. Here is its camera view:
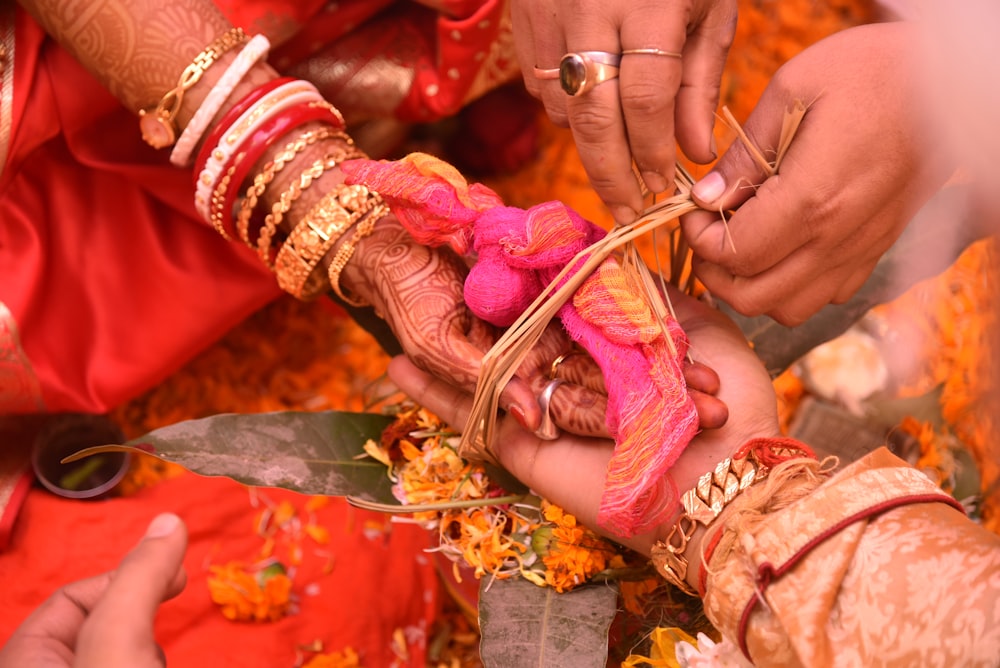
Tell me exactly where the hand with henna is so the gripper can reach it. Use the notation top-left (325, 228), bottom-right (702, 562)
top-left (387, 281), bottom-right (776, 581)
top-left (338, 216), bottom-right (727, 439)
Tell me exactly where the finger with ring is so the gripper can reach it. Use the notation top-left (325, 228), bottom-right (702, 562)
top-left (534, 378), bottom-right (564, 440)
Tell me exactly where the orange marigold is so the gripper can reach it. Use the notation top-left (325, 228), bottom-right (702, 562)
top-left (301, 647), bottom-right (362, 668)
top-left (207, 561), bottom-right (293, 622)
top-left (538, 503), bottom-right (612, 593)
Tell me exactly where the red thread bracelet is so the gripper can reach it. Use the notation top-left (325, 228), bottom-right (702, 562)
top-left (209, 100), bottom-right (346, 240)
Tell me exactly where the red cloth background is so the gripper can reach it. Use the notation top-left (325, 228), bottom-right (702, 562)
top-left (0, 473), bottom-right (442, 667)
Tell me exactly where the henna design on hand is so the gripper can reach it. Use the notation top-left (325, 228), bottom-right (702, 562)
top-left (19, 0), bottom-right (231, 112)
top-left (344, 218), bottom-right (495, 393)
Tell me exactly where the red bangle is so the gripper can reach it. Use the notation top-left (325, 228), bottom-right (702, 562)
top-left (209, 100), bottom-right (347, 240)
top-left (193, 76), bottom-right (296, 186)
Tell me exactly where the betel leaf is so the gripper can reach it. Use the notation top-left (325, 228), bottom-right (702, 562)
top-left (68, 411), bottom-right (397, 503)
top-left (478, 577), bottom-right (619, 668)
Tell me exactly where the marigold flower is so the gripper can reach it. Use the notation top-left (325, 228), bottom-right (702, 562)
top-left (301, 647), bottom-right (361, 668)
top-left (207, 561), bottom-right (293, 622)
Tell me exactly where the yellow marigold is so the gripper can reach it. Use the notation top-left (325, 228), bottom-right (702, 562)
top-left (207, 561), bottom-right (293, 623)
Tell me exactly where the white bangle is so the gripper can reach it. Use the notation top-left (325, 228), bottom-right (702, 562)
top-left (170, 34), bottom-right (272, 168)
top-left (193, 80), bottom-right (323, 225)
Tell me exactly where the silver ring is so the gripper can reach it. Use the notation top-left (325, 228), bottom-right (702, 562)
top-left (534, 378), bottom-right (564, 440)
top-left (533, 66), bottom-right (561, 80)
top-left (559, 51), bottom-right (622, 97)
top-left (622, 48), bottom-right (682, 59)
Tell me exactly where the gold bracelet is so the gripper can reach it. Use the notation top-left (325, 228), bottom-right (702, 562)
top-left (255, 151), bottom-right (356, 269)
top-left (651, 453), bottom-right (763, 597)
top-left (236, 128), bottom-right (351, 247)
top-left (138, 27), bottom-right (248, 149)
top-left (208, 152), bottom-right (246, 239)
top-left (326, 202), bottom-right (391, 307)
top-left (650, 437), bottom-right (815, 597)
top-left (274, 184), bottom-right (382, 300)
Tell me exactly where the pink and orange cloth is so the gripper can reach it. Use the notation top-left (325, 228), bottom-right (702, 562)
top-left (342, 153), bottom-right (699, 537)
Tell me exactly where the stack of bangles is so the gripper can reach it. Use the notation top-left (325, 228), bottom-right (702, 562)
top-left (138, 28), bottom-right (388, 304)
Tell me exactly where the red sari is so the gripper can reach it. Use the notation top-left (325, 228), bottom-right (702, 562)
top-left (0, 0), bottom-right (517, 415)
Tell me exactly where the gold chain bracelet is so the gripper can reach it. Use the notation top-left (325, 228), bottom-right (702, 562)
top-left (138, 27), bottom-right (248, 149)
top-left (651, 437), bottom-right (815, 596)
top-left (652, 451), bottom-right (765, 596)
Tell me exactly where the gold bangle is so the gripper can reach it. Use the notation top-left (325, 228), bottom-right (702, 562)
top-left (236, 128), bottom-right (351, 247)
top-left (255, 151), bottom-right (358, 268)
top-left (273, 183), bottom-right (382, 300)
top-left (208, 151), bottom-right (248, 239)
top-left (138, 27), bottom-right (248, 149)
top-left (326, 203), bottom-right (391, 307)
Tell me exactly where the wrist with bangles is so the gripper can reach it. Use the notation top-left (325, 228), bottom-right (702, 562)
top-left (650, 435), bottom-right (818, 596)
top-left (137, 27), bottom-right (393, 303)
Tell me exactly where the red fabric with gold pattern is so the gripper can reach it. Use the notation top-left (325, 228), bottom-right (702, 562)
top-left (0, 9), bottom-right (281, 414)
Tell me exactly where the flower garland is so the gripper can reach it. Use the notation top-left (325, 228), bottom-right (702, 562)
top-left (361, 404), bottom-right (621, 592)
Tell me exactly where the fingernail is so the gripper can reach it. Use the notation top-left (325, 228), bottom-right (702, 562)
top-left (610, 205), bottom-right (638, 225)
top-left (692, 171), bottom-right (726, 204)
top-left (508, 405), bottom-right (529, 430)
top-left (145, 512), bottom-right (181, 539)
top-left (641, 171), bottom-right (667, 194)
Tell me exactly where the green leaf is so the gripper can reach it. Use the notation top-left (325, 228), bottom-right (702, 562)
top-left (478, 577), bottom-right (618, 668)
top-left (69, 411), bottom-right (397, 503)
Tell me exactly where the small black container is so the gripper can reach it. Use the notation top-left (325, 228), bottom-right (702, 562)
top-left (31, 413), bottom-right (130, 499)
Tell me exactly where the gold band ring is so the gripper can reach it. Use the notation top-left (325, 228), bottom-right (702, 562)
top-left (549, 353), bottom-right (570, 380)
top-left (622, 48), bottom-right (682, 58)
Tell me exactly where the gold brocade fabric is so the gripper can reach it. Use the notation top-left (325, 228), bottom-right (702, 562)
top-left (284, 1), bottom-right (519, 123)
top-left (703, 448), bottom-right (1000, 667)
top-left (0, 302), bottom-right (44, 414)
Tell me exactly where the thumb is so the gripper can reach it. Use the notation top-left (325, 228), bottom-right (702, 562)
top-left (690, 84), bottom-right (794, 211)
top-left (75, 513), bottom-right (188, 666)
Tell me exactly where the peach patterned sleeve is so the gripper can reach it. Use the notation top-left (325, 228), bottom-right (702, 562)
top-left (701, 447), bottom-right (1000, 667)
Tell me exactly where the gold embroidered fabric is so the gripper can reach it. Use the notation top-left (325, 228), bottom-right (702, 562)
top-left (0, 302), bottom-right (44, 414)
top-left (702, 448), bottom-right (1000, 667)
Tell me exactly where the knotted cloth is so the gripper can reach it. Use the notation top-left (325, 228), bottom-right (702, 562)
top-left (341, 153), bottom-right (698, 537)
